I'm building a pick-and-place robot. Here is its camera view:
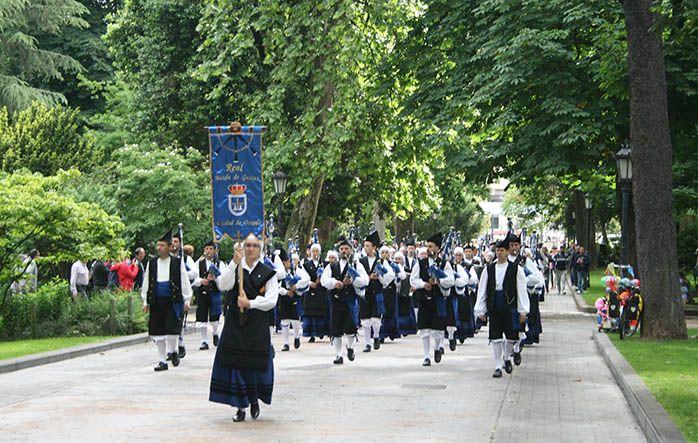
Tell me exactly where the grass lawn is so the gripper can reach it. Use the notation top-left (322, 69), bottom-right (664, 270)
top-left (609, 329), bottom-right (698, 442)
top-left (0, 336), bottom-right (116, 361)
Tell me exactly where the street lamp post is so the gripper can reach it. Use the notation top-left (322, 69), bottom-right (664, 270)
top-left (616, 146), bottom-right (633, 276)
top-left (584, 193), bottom-right (592, 249)
top-left (272, 170), bottom-right (290, 237)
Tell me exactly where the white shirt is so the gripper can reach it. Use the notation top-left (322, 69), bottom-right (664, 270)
top-left (320, 258), bottom-right (369, 291)
top-left (140, 256), bottom-right (193, 306)
top-left (474, 261), bottom-right (530, 317)
top-left (70, 260), bottom-right (90, 295)
top-left (509, 254), bottom-right (545, 288)
top-left (215, 258), bottom-right (279, 312)
top-left (409, 258), bottom-right (455, 292)
top-left (279, 266), bottom-right (310, 296)
top-left (192, 257), bottom-right (229, 287)
top-left (362, 255), bottom-right (395, 288)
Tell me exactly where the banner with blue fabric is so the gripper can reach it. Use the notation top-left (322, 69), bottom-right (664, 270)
top-left (207, 125), bottom-right (267, 241)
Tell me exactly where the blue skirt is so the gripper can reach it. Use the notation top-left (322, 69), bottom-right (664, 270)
top-left (302, 316), bottom-right (328, 337)
top-left (209, 338), bottom-right (274, 409)
top-left (397, 297), bottom-right (417, 336)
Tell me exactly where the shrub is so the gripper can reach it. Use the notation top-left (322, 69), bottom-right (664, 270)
top-left (0, 279), bottom-right (147, 339)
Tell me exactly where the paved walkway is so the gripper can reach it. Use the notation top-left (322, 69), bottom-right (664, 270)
top-left (0, 293), bottom-right (644, 442)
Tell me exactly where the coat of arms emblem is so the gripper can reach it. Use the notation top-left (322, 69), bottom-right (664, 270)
top-left (228, 184), bottom-right (247, 216)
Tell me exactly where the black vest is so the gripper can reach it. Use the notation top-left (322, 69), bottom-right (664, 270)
top-left (198, 258), bottom-right (220, 294)
top-left (329, 260), bottom-right (356, 301)
top-left (485, 261), bottom-right (518, 312)
top-left (404, 256), bottom-right (415, 273)
top-left (220, 261), bottom-right (277, 370)
top-left (302, 258), bottom-right (324, 295)
top-left (360, 256), bottom-right (381, 296)
top-left (146, 256), bottom-right (183, 305)
top-left (414, 257), bottom-right (445, 300)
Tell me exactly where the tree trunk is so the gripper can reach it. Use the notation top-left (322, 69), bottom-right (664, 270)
top-left (284, 173), bottom-right (325, 249)
top-left (623, 0), bottom-right (686, 338)
top-left (281, 17), bottom-right (336, 248)
top-left (573, 190), bottom-right (588, 248)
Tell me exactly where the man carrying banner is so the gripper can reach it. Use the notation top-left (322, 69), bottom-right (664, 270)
top-left (140, 230), bottom-right (193, 371)
top-left (210, 233), bottom-right (279, 422)
top-left (321, 236), bottom-right (369, 364)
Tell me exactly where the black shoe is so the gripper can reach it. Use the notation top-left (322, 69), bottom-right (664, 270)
top-left (504, 360), bottom-right (513, 374)
top-left (493, 368), bottom-right (503, 378)
top-left (309, 336), bottom-right (316, 343)
top-left (347, 348), bottom-right (355, 361)
top-left (434, 349), bottom-right (442, 363)
top-left (459, 338), bottom-right (465, 344)
top-left (154, 362), bottom-right (168, 372)
top-left (333, 356), bottom-right (344, 364)
top-left (281, 344), bottom-right (290, 352)
top-left (380, 338), bottom-right (385, 344)
top-left (513, 352), bottom-right (522, 366)
top-left (166, 353), bottom-right (172, 361)
top-left (213, 335), bottom-right (219, 347)
top-left (363, 345), bottom-right (371, 353)
top-left (449, 339), bottom-right (457, 351)
top-left (199, 342), bottom-right (209, 350)
top-left (250, 402), bottom-right (260, 419)
top-left (178, 345), bottom-right (186, 359)
top-left (171, 351), bottom-right (180, 367)
top-left (233, 409), bottom-right (246, 422)
top-left (422, 358), bottom-right (431, 366)
top-left (374, 338), bottom-right (380, 350)
top-left (294, 338), bottom-right (301, 349)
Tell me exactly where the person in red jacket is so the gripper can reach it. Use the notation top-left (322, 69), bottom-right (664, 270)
top-left (110, 255), bottom-right (140, 291)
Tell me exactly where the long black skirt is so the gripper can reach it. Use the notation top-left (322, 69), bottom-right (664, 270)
top-left (209, 338), bottom-right (274, 409)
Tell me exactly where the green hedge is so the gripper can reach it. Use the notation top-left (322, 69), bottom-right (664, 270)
top-left (0, 279), bottom-right (147, 340)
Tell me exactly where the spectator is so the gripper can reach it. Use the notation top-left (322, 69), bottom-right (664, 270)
top-left (679, 272), bottom-right (691, 306)
top-left (536, 244), bottom-right (551, 292)
top-left (110, 255), bottom-right (139, 291)
top-left (11, 249), bottom-right (40, 294)
top-left (553, 246), bottom-right (570, 294)
top-left (90, 259), bottom-right (110, 291)
top-left (70, 257), bottom-right (90, 301)
top-left (575, 247), bottom-right (591, 294)
top-left (570, 244), bottom-right (580, 288)
top-left (133, 247), bottom-right (147, 290)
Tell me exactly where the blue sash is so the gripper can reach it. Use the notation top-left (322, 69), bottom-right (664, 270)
top-left (156, 282), bottom-right (183, 319)
top-left (435, 296), bottom-right (447, 318)
top-left (155, 281), bottom-right (171, 298)
top-left (210, 291), bottom-right (222, 317)
top-left (294, 295), bottom-right (304, 318)
top-left (341, 295), bottom-right (359, 324)
top-left (375, 292), bottom-right (386, 316)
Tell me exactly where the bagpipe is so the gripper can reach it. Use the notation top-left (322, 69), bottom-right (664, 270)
top-left (311, 227), bottom-right (323, 278)
top-left (390, 262), bottom-right (402, 283)
top-left (431, 226), bottom-right (456, 280)
top-left (175, 223), bottom-right (187, 326)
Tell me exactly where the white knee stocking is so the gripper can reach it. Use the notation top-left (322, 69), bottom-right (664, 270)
top-left (492, 340), bottom-right (504, 369)
top-left (156, 340), bottom-right (167, 363)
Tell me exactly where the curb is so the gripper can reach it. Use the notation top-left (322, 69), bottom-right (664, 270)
top-left (571, 291), bottom-right (596, 314)
top-left (0, 333), bottom-right (150, 374)
top-left (593, 330), bottom-right (685, 443)
top-left (0, 308), bottom-right (199, 375)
